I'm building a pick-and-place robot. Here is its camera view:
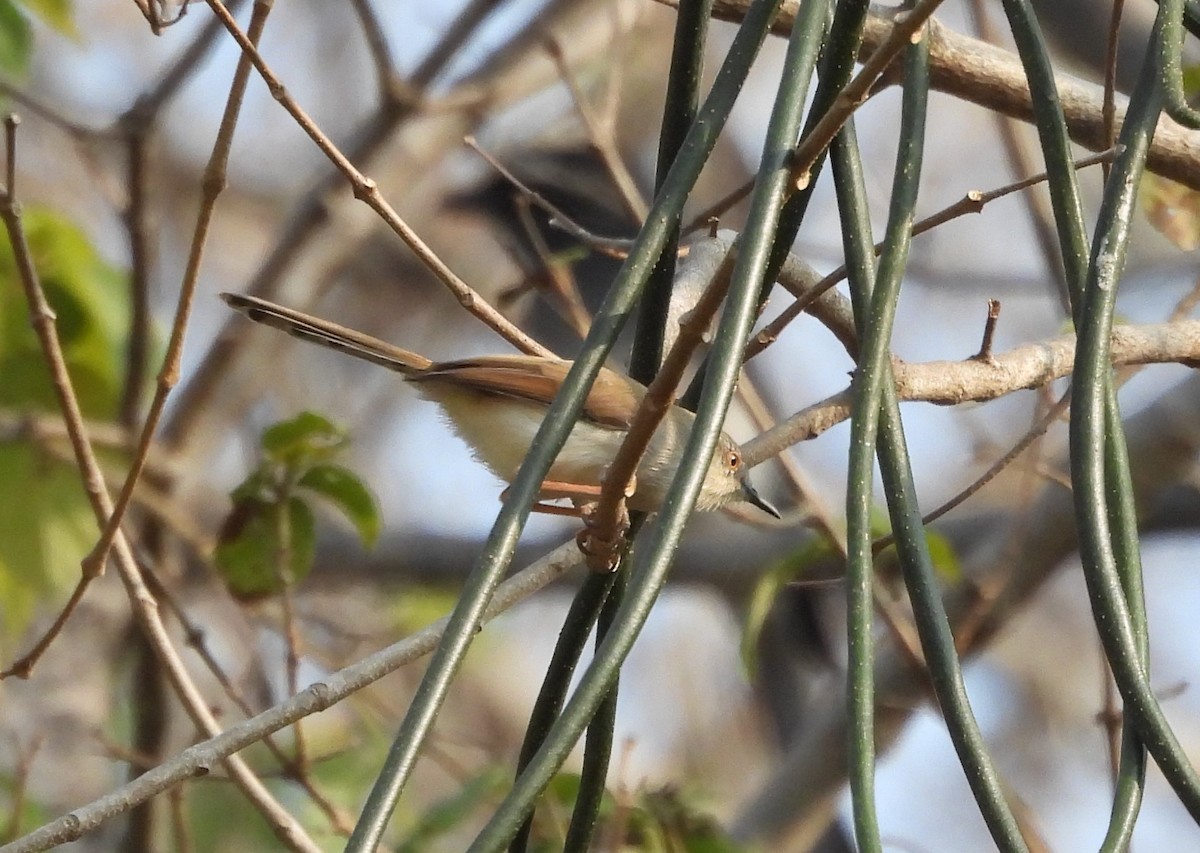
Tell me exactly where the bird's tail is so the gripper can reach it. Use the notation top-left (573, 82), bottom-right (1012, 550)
top-left (221, 292), bottom-right (433, 375)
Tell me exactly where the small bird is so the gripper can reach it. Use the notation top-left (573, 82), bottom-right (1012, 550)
top-left (222, 292), bottom-right (778, 517)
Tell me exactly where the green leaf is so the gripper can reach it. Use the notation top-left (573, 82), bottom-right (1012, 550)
top-left (0, 0), bottom-right (30, 75)
top-left (213, 496), bottom-right (317, 599)
top-left (297, 463), bottom-right (380, 547)
top-left (260, 411), bottom-right (345, 465)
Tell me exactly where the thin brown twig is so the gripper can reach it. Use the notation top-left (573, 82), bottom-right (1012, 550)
top-left (81, 0), bottom-right (275, 625)
top-left (201, 0), bottom-right (551, 358)
top-left (0, 114), bottom-right (321, 853)
top-left (788, 0), bottom-right (947, 190)
top-left (272, 494), bottom-right (310, 780)
top-left (511, 193), bottom-right (594, 338)
top-left (973, 299), bottom-right (1002, 362)
top-left (465, 136), bottom-right (633, 258)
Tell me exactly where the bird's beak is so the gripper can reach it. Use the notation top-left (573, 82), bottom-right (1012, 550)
top-left (740, 476), bottom-right (781, 518)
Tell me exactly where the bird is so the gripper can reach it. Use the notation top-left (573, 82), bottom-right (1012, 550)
top-left (222, 292), bottom-right (778, 518)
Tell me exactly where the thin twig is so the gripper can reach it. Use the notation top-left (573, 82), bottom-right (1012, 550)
top-left (81, 0), bottom-right (275, 616)
top-left (201, 0), bottom-right (551, 358)
top-left (788, 0), bottom-right (947, 190)
top-left (511, 193), bottom-right (594, 338)
top-left (465, 136), bottom-right (633, 258)
top-left (966, 0), bottom-right (1071, 312)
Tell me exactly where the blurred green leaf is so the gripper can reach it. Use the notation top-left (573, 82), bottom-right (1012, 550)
top-left (389, 586), bottom-right (460, 635)
top-left (628, 788), bottom-right (742, 853)
top-left (221, 413), bottom-right (381, 600)
top-left (0, 443), bottom-right (98, 650)
top-left (19, 0), bottom-right (75, 36)
top-left (397, 767), bottom-right (509, 853)
top-left (298, 463), bottom-right (381, 548)
top-left (741, 536), bottom-right (836, 674)
top-left (0, 0), bottom-right (31, 75)
top-left (0, 208), bottom-right (130, 419)
top-left (214, 497), bottom-right (316, 599)
top-left (0, 209), bottom-right (128, 646)
top-left (260, 411), bottom-right (345, 464)
top-left (924, 526), bottom-right (962, 582)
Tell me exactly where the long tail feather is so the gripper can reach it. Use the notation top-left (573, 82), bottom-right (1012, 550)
top-left (221, 292), bottom-right (432, 375)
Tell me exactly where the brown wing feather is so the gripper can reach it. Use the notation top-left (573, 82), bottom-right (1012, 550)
top-left (413, 356), bottom-right (643, 429)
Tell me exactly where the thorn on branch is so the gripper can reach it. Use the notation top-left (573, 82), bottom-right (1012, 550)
top-left (973, 299), bottom-right (1001, 363)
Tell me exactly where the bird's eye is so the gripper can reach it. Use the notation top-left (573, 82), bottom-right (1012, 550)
top-left (727, 450), bottom-right (741, 471)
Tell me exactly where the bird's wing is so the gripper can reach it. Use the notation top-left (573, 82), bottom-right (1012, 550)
top-left (415, 356), bottom-right (643, 430)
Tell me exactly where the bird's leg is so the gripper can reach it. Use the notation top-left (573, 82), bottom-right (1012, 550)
top-left (576, 501), bottom-right (630, 573)
top-left (576, 472), bottom-right (637, 573)
top-left (498, 480), bottom-right (603, 516)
